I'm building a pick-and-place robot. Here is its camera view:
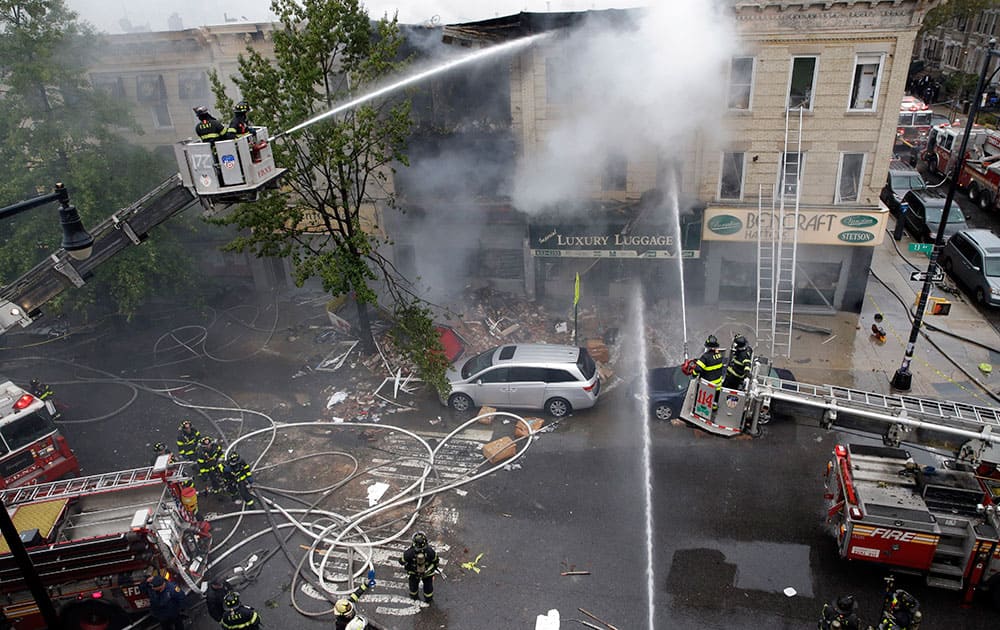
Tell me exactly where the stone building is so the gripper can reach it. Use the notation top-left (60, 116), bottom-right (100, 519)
top-left (385, 2), bottom-right (942, 323)
top-left (915, 6), bottom-right (1000, 79)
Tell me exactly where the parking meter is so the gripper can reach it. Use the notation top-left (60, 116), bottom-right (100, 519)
top-left (893, 202), bottom-right (909, 241)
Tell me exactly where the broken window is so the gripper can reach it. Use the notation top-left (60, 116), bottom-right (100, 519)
top-left (602, 153), bottom-right (627, 191)
top-left (178, 70), bottom-right (208, 100)
top-left (780, 152), bottom-right (804, 199)
top-left (136, 74), bottom-right (166, 103)
top-left (849, 54), bottom-right (883, 111)
top-left (151, 102), bottom-right (173, 130)
top-left (90, 74), bottom-right (125, 99)
top-left (719, 152), bottom-right (745, 200)
top-left (788, 56), bottom-right (817, 110)
top-left (836, 153), bottom-right (865, 203)
top-left (727, 57), bottom-right (754, 110)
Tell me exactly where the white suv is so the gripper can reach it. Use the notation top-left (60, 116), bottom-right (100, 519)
top-left (442, 344), bottom-right (601, 418)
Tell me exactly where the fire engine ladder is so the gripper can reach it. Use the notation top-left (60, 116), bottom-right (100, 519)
top-left (750, 373), bottom-right (1000, 457)
top-left (0, 463), bottom-right (189, 506)
top-left (756, 107), bottom-right (802, 358)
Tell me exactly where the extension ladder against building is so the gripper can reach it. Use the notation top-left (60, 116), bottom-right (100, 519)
top-left (0, 463), bottom-right (189, 506)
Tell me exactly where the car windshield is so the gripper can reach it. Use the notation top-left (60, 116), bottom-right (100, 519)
top-left (891, 174), bottom-right (925, 191)
top-left (460, 349), bottom-right (495, 379)
top-left (650, 367), bottom-right (688, 392)
top-left (925, 205), bottom-right (966, 224)
top-left (913, 112), bottom-right (932, 126)
top-left (0, 411), bottom-right (56, 453)
top-left (985, 257), bottom-right (1000, 277)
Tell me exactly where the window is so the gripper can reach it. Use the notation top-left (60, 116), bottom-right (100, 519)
top-left (545, 369), bottom-right (576, 383)
top-left (151, 102), bottom-right (173, 129)
top-left (178, 71), bottom-right (208, 99)
top-left (727, 57), bottom-right (754, 110)
top-left (719, 152), bottom-right (745, 200)
top-left (136, 74), bottom-right (166, 103)
top-left (780, 152), bottom-right (804, 198)
top-left (849, 55), bottom-right (883, 111)
top-left (602, 153), bottom-right (627, 191)
top-left (499, 346), bottom-right (516, 360)
top-left (508, 367), bottom-right (548, 382)
top-left (90, 74), bottom-right (125, 99)
top-left (478, 367), bottom-right (509, 384)
top-left (836, 153), bottom-right (865, 203)
top-left (788, 56), bottom-right (817, 110)
top-left (1, 412), bottom-right (56, 452)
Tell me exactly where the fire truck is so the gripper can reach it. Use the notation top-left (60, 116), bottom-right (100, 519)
top-left (894, 96), bottom-right (934, 164)
top-left (922, 120), bottom-right (992, 179)
top-left (956, 128), bottom-right (1000, 212)
top-left (0, 459), bottom-right (211, 628)
top-left (678, 362), bottom-right (1000, 605)
top-left (0, 378), bottom-right (79, 489)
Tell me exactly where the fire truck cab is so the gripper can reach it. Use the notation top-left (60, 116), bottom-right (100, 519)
top-left (0, 378), bottom-right (79, 489)
top-left (924, 121), bottom-right (988, 177)
top-left (0, 461), bottom-right (210, 628)
top-left (895, 96), bottom-right (933, 163)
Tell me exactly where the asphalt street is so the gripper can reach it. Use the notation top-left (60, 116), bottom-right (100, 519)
top-left (2, 283), bottom-right (998, 629)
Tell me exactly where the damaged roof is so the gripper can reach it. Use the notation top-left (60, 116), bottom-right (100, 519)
top-left (442, 9), bottom-right (642, 45)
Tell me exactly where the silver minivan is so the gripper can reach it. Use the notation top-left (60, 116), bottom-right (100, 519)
top-left (939, 229), bottom-right (1000, 306)
top-left (442, 344), bottom-right (600, 418)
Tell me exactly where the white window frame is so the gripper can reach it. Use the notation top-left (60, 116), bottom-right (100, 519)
top-left (779, 151), bottom-right (805, 199)
top-left (835, 152), bottom-right (866, 204)
top-left (848, 54), bottom-right (885, 112)
top-left (727, 56), bottom-right (755, 111)
top-left (718, 151), bottom-right (745, 200)
top-left (787, 56), bottom-right (819, 111)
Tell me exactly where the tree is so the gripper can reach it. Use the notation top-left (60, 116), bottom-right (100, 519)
top-left (921, 0), bottom-right (997, 33)
top-left (210, 0), bottom-right (448, 393)
top-left (0, 0), bottom-right (194, 321)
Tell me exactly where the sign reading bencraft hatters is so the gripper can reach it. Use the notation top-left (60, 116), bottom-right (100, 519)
top-left (702, 206), bottom-right (887, 246)
top-left (529, 224), bottom-right (699, 258)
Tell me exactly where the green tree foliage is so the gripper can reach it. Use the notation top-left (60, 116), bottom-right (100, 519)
top-left (922, 0), bottom-right (998, 32)
top-left (210, 0), bottom-right (448, 393)
top-left (0, 0), bottom-right (194, 321)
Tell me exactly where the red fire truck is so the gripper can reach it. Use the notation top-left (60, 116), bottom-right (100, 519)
top-left (894, 96), bottom-right (934, 163)
top-left (0, 460), bottom-right (210, 628)
top-left (0, 378), bottom-right (79, 489)
top-left (956, 128), bottom-right (1000, 211)
top-left (922, 121), bottom-right (989, 177)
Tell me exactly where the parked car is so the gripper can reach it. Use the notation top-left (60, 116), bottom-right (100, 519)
top-left (900, 188), bottom-right (969, 243)
top-left (939, 229), bottom-right (1000, 306)
top-left (442, 344), bottom-right (600, 418)
top-left (880, 160), bottom-right (926, 216)
top-left (634, 362), bottom-right (794, 421)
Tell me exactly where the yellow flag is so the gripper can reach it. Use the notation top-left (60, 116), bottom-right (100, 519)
top-left (573, 273), bottom-right (581, 306)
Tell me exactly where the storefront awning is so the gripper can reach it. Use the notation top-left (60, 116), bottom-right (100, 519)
top-left (702, 204), bottom-right (888, 246)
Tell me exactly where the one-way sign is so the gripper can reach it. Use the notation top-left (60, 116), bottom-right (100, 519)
top-left (910, 270), bottom-right (945, 282)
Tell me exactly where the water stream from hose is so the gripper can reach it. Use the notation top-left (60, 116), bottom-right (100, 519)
top-left (632, 287), bottom-right (656, 630)
top-left (668, 171), bottom-right (689, 359)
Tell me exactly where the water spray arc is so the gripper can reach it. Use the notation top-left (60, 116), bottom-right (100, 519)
top-left (633, 288), bottom-right (657, 630)
top-left (271, 34), bottom-right (546, 141)
top-left (668, 171), bottom-right (689, 362)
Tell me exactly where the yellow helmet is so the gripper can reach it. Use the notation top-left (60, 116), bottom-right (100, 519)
top-left (334, 599), bottom-right (354, 619)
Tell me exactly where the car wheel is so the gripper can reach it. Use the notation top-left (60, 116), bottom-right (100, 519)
top-left (545, 397), bottom-right (572, 418)
top-left (449, 393), bottom-right (473, 412)
top-left (653, 403), bottom-right (674, 421)
top-left (981, 192), bottom-right (992, 211)
top-left (976, 287), bottom-right (987, 305)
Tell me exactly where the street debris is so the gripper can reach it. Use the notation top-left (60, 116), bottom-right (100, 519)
top-left (483, 436), bottom-right (517, 464)
top-left (366, 481), bottom-right (390, 506)
top-left (783, 587), bottom-right (797, 597)
top-left (979, 362), bottom-right (992, 375)
top-left (535, 609), bottom-right (560, 630)
top-left (461, 552), bottom-right (485, 573)
top-left (578, 607), bottom-right (620, 630)
top-left (326, 391), bottom-right (348, 408)
top-left (315, 340), bottom-right (358, 371)
top-left (560, 570), bottom-right (590, 576)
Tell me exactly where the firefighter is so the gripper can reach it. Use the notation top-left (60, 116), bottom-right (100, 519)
top-left (193, 106), bottom-right (226, 143)
top-left (818, 594), bottom-right (861, 630)
top-left (722, 335), bottom-right (753, 390)
top-left (692, 335), bottom-right (725, 409)
top-left (151, 441), bottom-right (172, 465)
top-left (227, 101), bottom-right (252, 138)
top-left (176, 420), bottom-right (201, 461)
top-left (334, 573), bottom-right (376, 630)
top-left (196, 436), bottom-right (225, 494)
top-left (878, 589), bottom-right (922, 629)
top-left (29, 378), bottom-right (53, 400)
top-left (139, 575), bottom-right (186, 630)
top-left (222, 451), bottom-right (255, 507)
top-left (205, 579), bottom-right (231, 622)
top-left (399, 531), bottom-right (439, 603)
top-left (220, 591), bottom-right (261, 630)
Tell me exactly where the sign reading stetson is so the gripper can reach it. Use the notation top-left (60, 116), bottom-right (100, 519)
top-left (702, 206), bottom-right (887, 246)
top-left (529, 224), bottom-right (699, 258)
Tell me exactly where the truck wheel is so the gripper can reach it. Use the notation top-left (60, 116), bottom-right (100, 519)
top-left (980, 192), bottom-right (992, 211)
top-left (968, 183), bottom-right (978, 201)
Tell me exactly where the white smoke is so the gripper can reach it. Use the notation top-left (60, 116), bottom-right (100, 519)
top-left (513, 2), bottom-right (737, 214)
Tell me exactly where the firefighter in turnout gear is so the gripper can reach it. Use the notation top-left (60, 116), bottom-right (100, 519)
top-left (222, 451), bottom-right (255, 506)
top-left (878, 588), bottom-right (922, 629)
top-left (227, 101), bottom-right (252, 138)
top-left (722, 335), bottom-right (753, 390)
top-left (334, 571), bottom-right (376, 630)
top-left (193, 106), bottom-right (225, 143)
top-left (151, 441), bottom-right (172, 465)
top-left (196, 436), bottom-right (224, 494)
top-left (29, 378), bottom-right (53, 400)
top-left (399, 531), bottom-right (439, 603)
top-left (176, 420), bottom-right (201, 460)
top-left (818, 594), bottom-right (861, 630)
top-left (220, 591), bottom-right (261, 630)
top-left (693, 335), bottom-right (725, 386)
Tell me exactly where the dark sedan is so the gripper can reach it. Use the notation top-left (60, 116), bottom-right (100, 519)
top-left (634, 363), bottom-right (795, 421)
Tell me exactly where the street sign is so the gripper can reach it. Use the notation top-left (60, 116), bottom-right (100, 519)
top-left (909, 270), bottom-right (945, 282)
top-left (908, 243), bottom-right (934, 254)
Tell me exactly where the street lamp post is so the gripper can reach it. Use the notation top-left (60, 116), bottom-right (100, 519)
top-left (891, 39), bottom-right (1000, 391)
top-left (0, 182), bottom-right (94, 628)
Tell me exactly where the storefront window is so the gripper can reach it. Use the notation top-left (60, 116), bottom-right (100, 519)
top-left (794, 261), bottom-right (841, 307)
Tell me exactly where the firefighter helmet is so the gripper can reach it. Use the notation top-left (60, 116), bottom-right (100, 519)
top-left (234, 100), bottom-right (251, 114)
top-left (153, 442), bottom-right (166, 453)
top-left (705, 335), bottom-right (719, 348)
top-left (412, 531), bottom-right (428, 550)
top-left (193, 105), bottom-right (210, 119)
top-left (30, 378), bottom-right (40, 388)
top-left (180, 420), bottom-right (193, 432)
top-left (334, 598), bottom-right (355, 619)
top-left (733, 335), bottom-right (747, 349)
top-left (228, 451), bottom-right (241, 464)
top-left (835, 594), bottom-right (856, 613)
top-left (223, 591), bottom-right (240, 609)
top-left (200, 436), bottom-right (213, 447)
